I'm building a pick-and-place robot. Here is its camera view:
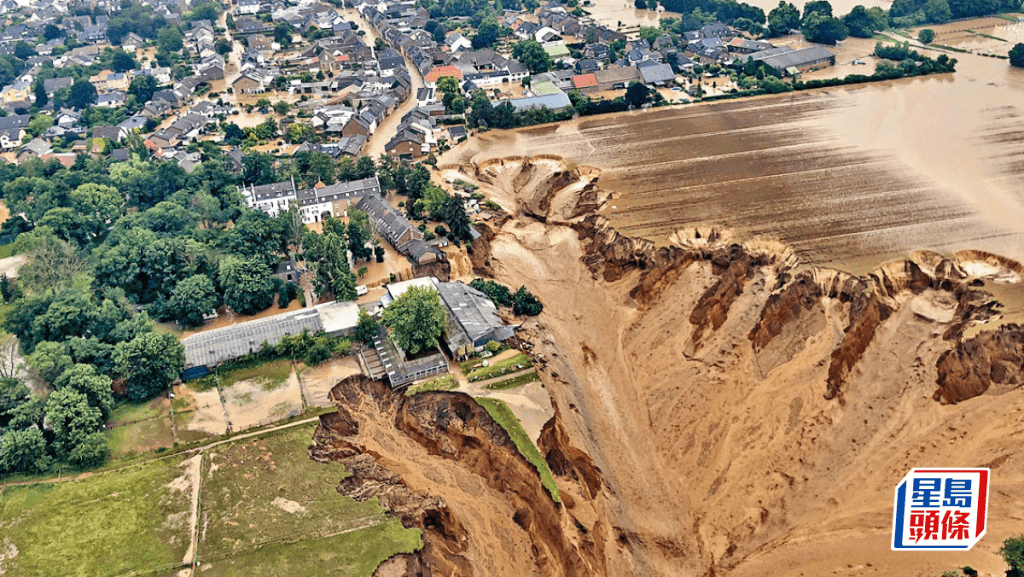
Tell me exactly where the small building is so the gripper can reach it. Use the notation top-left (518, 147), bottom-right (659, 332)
top-left (181, 308), bottom-right (324, 372)
top-left (356, 194), bottom-right (423, 251)
top-left (505, 92), bottom-right (571, 113)
top-left (315, 300), bottom-right (361, 337)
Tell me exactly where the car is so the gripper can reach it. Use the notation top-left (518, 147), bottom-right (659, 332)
top-left (356, 285), bottom-right (368, 296)
top-left (670, 86), bottom-right (682, 92)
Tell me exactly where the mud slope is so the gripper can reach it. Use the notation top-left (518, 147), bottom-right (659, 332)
top-left (314, 156), bottom-right (1024, 577)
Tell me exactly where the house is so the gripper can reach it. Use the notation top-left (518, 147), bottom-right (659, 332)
top-left (758, 46), bottom-right (835, 75)
top-left (0, 114), bottom-right (29, 149)
top-left (17, 138), bottom-right (52, 163)
top-left (572, 73), bottom-right (598, 93)
top-left (355, 194), bottom-right (423, 251)
top-left (43, 76), bottom-right (73, 97)
top-left (1, 77), bottom-right (31, 104)
top-left (232, 71), bottom-right (265, 94)
top-left (385, 129), bottom-right (425, 160)
top-left (728, 37), bottom-right (773, 54)
top-left (416, 86), bottom-right (436, 106)
top-left (444, 32), bottom-right (472, 52)
top-left (575, 58), bottom-right (600, 74)
top-left (637, 61), bottom-right (675, 86)
top-left (121, 32), bottom-right (145, 52)
top-left (293, 176), bottom-right (382, 224)
top-left (424, 65), bottom-right (463, 88)
top-left (448, 125), bottom-right (467, 142)
top-left (434, 280), bottom-right (516, 353)
top-left (239, 178), bottom-right (298, 218)
top-left (96, 90), bottom-right (126, 107)
top-left (584, 43), bottom-right (610, 60)
top-left (93, 125), bottom-right (128, 144)
top-left (594, 66), bottom-right (640, 90)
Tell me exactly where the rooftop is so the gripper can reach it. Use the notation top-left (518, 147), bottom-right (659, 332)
top-left (182, 308), bottom-right (323, 369)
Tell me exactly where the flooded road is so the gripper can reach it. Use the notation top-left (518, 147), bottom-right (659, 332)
top-left (443, 50), bottom-right (1024, 272)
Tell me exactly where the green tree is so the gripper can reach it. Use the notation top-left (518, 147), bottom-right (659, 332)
top-left (381, 285), bottom-right (447, 354)
top-left (801, 12), bottom-right (848, 45)
top-left (45, 387), bottom-right (103, 458)
top-left (67, 432), bottom-right (110, 468)
top-left (0, 376), bottom-right (29, 428)
top-left (347, 220), bottom-right (372, 262)
top-left (111, 50), bottom-right (137, 72)
top-left (512, 40), bottom-right (553, 73)
top-left (164, 274), bottom-right (219, 328)
top-left (67, 79), bottom-right (98, 109)
top-left (512, 285), bottom-right (543, 315)
top-left (923, 0), bottom-right (952, 23)
top-left (767, 1), bottom-right (801, 36)
top-left (302, 225), bottom-right (356, 299)
top-left (469, 278), bottom-right (513, 306)
top-left (438, 196), bottom-right (472, 240)
top-left (114, 332), bottom-right (185, 401)
top-left (53, 363), bottom-right (114, 419)
top-left (255, 97), bottom-right (272, 110)
top-left (918, 28), bottom-right (936, 43)
top-left (375, 37), bottom-right (387, 51)
top-left (27, 341), bottom-right (73, 384)
top-left (802, 0), bottom-right (833, 19)
top-left (274, 21), bottom-right (293, 47)
top-left (473, 17), bottom-right (500, 48)
top-left (638, 26), bottom-right (663, 44)
top-left (273, 100), bottom-right (291, 115)
top-left (625, 82), bottom-right (652, 108)
top-left (0, 428), bottom-right (50, 474)
top-left (242, 152), bottom-right (276, 184)
top-left (1010, 43), bottom-right (1024, 68)
top-left (844, 5), bottom-right (887, 37)
top-left (157, 26), bottom-right (184, 52)
top-left (419, 185), bottom-right (449, 218)
top-left (219, 255), bottom-right (275, 315)
top-left (355, 308), bottom-right (378, 345)
top-left (436, 75), bottom-right (460, 95)
top-left (1001, 535), bottom-right (1024, 576)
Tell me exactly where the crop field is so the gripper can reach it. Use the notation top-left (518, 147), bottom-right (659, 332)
top-left (0, 456), bottom-right (194, 577)
top-left (0, 425), bottom-right (420, 577)
top-left (197, 424), bottom-right (422, 575)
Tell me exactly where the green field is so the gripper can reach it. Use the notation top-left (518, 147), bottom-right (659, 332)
top-left (105, 399), bottom-right (176, 459)
top-left (464, 353), bottom-right (532, 382)
top-left (474, 398), bottom-right (560, 503)
top-left (198, 424), bottom-right (422, 571)
top-left (0, 456), bottom-right (194, 577)
top-left (219, 359), bottom-right (293, 390)
top-left (405, 374), bottom-right (458, 396)
top-left (485, 371), bottom-right (541, 390)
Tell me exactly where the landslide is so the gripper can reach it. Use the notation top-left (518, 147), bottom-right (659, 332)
top-left (444, 156), bottom-right (1024, 576)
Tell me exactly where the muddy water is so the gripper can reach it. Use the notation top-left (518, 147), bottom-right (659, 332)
top-left (583, 0), bottom-right (679, 30)
top-left (446, 51), bottom-right (1024, 273)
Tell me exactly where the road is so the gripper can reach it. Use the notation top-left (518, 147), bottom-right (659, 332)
top-left (342, 8), bottom-right (426, 158)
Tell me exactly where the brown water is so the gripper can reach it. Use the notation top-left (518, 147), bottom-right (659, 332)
top-left (444, 49), bottom-right (1024, 273)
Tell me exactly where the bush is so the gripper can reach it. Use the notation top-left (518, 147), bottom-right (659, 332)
top-left (485, 340), bottom-right (501, 352)
top-left (470, 278), bottom-right (513, 307)
top-left (918, 28), bottom-right (935, 44)
top-left (1002, 535), bottom-right (1024, 575)
top-left (512, 286), bottom-right (543, 316)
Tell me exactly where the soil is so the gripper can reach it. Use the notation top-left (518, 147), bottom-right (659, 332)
top-left (221, 371), bottom-right (304, 432)
top-left (307, 155), bottom-right (1024, 577)
top-left (181, 386), bottom-right (229, 436)
top-left (299, 357), bottom-right (363, 408)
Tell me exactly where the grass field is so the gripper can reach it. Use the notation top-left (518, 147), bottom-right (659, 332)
top-left (485, 371), bottom-right (540, 390)
top-left (198, 424), bottom-right (422, 571)
top-left (106, 399), bottom-right (176, 460)
top-left (464, 354), bottom-right (532, 382)
top-left (0, 456), bottom-right (194, 577)
top-left (0, 243), bottom-right (16, 259)
top-left (219, 359), bottom-right (293, 390)
top-left (474, 398), bottom-right (560, 503)
top-left (405, 374), bottom-right (458, 396)
top-left (108, 399), bottom-right (165, 425)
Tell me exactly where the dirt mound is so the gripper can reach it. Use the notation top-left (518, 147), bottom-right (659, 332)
top-left (311, 376), bottom-right (607, 577)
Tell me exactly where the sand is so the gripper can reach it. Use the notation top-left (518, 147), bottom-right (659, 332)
top-left (183, 388), bottom-right (229, 437)
top-left (299, 356), bottom-right (363, 408)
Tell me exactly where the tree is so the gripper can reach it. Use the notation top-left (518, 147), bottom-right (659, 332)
top-left (255, 97), bottom-right (272, 110)
top-left (219, 255), bottom-right (275, 315)
top-left (438, 196), bottom-right (472, 241)
top-left (241, 152), bottom-right (276, 185)
top-left (801, 12), bottom-right (848, 45)
top-left (302, 226), bottom-right (356, 300)
top-left (45, 387), bottom-right (103, 458)
top-left (470, 278), bottom-right (513, 307)
top-left (27, 341), bottom-right (73, 384)
top-left (374, 37), bottom-right (387, 51)
top-left (355, 309), bottom-right (378, 345)
top-left (918, 28), bottom-right (936, 43)
top-left (512, 286), bottom-right (543, 315)
top-left (274, 21), bottom-right (293, 47)
top-left (53, 363), bottom-right (114, 419)
top-left (164, 274), bottom-right (219, 328)
top-left (111, 50), bottom-right (137, 72)
top-left (0, 428), bottom-right (49, 474)
top-left (33, 77), bottom-right (48, 108)
top-left (0, 376), bottom-right (28, 428)
top-left (1001, 535), bottom-right (1024, 576)
top-left (1010, 43), bottom-right (1024, 68)
top-left (67, 79), bottom-right (98, 109)
top-left (157, 26), bottom-right (184, 53)
top-left (802, 0), bottom-right (833, 19)
top-left (374, 245), bottom-right (385, 262)
top-left (420, 185), bottom-right (449, 218)
top-left (114, 332), bottom-right (185, 401)
top-left (273, 100), bottom-right (291, 115)
top-left (767, 1), bottom-right (801, 36)
top-left (347, 220), bottom-right (372, 262)
top-left (844, 5), bottom-right (887, 37)
top-left (625, 82), bottom-right (652, 108)
top-left (381, 285), bottom-right (447, 354)
top-left (67, 432), bottom-right (110, 468)
top-left (923, 0), bottom-right (952, 23)
top-left (512, 40), bottom-right (553, 73)
top-left (473, 17), bottom-right (500, 48)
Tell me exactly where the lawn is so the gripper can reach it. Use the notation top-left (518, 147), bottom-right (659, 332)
top-left (199, 424), bottom-right (422, 567)
top-left (198, 520), bottom-right (421, 577)
top-left (0, 243), bottom-right (16, 259)
top-left (465, 353), bottom-right (532, 382)
top-left (474, 398), bottom-right (560, 503)
top-left (485, 371), bottom-right (540, 390)
top-left (219, 359), bottom-right (293, 390)
top-left (108, 399), bottom-right (165, 426)
top-left (405, 374), bottom-right (458, 396)
top-left (105, 416), bottom-right (177, 460)
top-left (0, 456), bottom-right (194, 577)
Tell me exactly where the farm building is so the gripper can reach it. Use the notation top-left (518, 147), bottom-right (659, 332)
top-left (757, 46), bottom-right (835, 75)
top-left (181, 308), bottom-right (323, 375)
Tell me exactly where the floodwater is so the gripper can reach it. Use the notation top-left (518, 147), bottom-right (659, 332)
top-left (583, 0), bottom-right (680, 30)
top-left (444, 48), bottom-right (1024, 273)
